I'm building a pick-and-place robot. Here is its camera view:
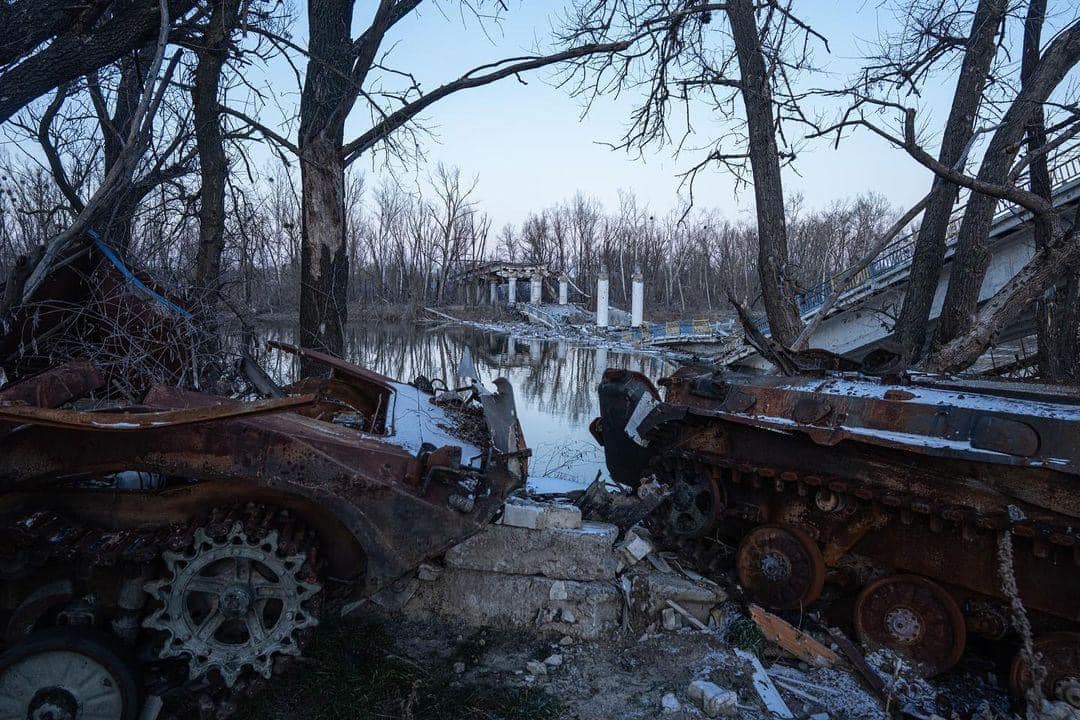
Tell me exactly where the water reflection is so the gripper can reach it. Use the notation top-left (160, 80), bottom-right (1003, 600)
top-left (258, 322), bottom-right (676, 485)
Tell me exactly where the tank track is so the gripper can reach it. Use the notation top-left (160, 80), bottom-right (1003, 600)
top-left (0, 504), bottom-right (325, 582)
top-left (654, 450), bottom-right (1080, 553)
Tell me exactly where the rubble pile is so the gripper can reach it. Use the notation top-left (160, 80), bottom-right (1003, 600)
top-left (359, 492), bottom-right (1050, 720)
top-left (385, 496), bottom-right (723, 640)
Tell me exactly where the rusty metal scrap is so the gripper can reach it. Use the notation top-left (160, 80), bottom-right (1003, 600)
top-left (0, 361), bottom-right (104, 408)
top-left (595, 366), bottom-right (1080, 696)
top-left (0, 392), bottom-right (316, 432)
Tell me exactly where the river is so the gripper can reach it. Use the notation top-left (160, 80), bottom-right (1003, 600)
top-left (258, 322), bottom-right (679, 488)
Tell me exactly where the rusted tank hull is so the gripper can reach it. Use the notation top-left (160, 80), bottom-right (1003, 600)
top-left (0, 348), bottom-right (527, 707)
top-left (595, 367), bottom-right (1080, 684)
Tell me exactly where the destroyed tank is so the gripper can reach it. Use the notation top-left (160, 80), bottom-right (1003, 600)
top-left (593, 367), bottom-right (1080, 705)
top-left (0, 346), bottom-right (527, 719)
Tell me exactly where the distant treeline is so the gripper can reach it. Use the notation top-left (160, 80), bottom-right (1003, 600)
top-left (0, 156), bottom-right (897, 320)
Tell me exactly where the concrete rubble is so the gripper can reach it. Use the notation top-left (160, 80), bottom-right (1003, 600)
top-left (378, 495), bottom-right (1024, 720)
top-left (399, 496), bottom-right (726, 640)
top-left (688, 679), bottom-right (738, 717)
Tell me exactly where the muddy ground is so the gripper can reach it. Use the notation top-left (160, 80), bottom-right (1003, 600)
top-left (231, 611), bottom-right (1020, 720)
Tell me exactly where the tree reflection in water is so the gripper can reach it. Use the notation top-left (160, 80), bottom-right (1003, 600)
top-left (257, 322), bottom-right (676, 485)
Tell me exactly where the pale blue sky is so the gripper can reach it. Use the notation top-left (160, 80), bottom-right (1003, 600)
top-left (243, 1), bottom-right (987, 227)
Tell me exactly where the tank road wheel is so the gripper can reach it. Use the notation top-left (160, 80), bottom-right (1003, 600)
top-left (1009, 632), bottom-right (1080, 708)
top-left (143, 521), bottom-right (321, 687)
top-left (736, 524), bottom-right (825, 610)
top-left (853, 574), bottom-right (966, 677)
top-left (665, 466), bottom-right (725, 538)
top-left (0, 628), bottom-right (141, 720)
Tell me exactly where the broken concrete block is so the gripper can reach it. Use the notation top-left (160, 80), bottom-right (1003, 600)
top-left (617, 526), bottom-right (654, 567)
top-left (549, 580), bottom-right (569, 601)
top-left (500, 497), bottom-right (582, 530)
top-left (444, 521), bottom-right (619, 581)
top-left (417, 563), bottom-right (442, 582)
top-left (501, 497), bottom-right (546, 529)
top-left (661, 693), bottom-right (680, 713)
top-left (403, 568), bottom-right (621, 639)
top-left (688, 680), bottom-right (737, 718)
top-left (526, 660), bottom-right (547, 676)
top-left (661, 607), bottom-right (681, 631)
top-left (543, 653), bottom-right (563, 667)
top-left (544, 501), bottom-right (583, 529)
top-left (626, 571), bottom-right (726, 628)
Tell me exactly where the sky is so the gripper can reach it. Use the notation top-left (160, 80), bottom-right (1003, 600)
top-left (241, 1), bottom-right (979, 228)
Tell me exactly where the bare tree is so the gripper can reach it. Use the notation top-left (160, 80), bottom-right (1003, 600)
top-left (191, 0), bottom-right (243, 291)
top-left (816, 0), bottom-right (1080, 374)
top-left (558, 0), bottom-right (828, 345)
top-left (0, 0), bottom-right (197, 124)
top-left (250, 1), bottom-right (635, 370)
top-left (873, 0), bottom-right (1009, 362)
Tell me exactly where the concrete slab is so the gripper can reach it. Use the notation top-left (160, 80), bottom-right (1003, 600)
top-left (403, 568), bottom-right (622, 639)
top-left (445, 521), bottom-right (620, 581)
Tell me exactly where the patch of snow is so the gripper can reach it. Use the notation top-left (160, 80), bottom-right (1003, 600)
top-left (777, 377), bottom-right (1080, 422)
top-left (527, 474), bottom-right (590, 496)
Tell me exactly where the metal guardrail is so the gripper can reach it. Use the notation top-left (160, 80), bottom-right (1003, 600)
top-left (752, 139), bottom-right (1080, 337)
top-left (618, 319), bottom-right (734, 344)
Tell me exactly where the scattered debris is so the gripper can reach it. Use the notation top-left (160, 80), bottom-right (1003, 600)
top-left (617, 525), bottom-right (655, 567)
top-left (748, 605), bottom-right (840, 667)
top-left (526, 659), bottom-right (548, 676)
top-left (666, 599), bottom-right (712, 633)
top-left (688, 679), bottom-right (738, 717)
top-left (735, 647), bottom-right (795, 719)
top-left (661, 692), bottom-right (681, 713)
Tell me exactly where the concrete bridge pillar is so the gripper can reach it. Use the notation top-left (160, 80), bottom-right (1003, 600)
top-left (531, 273), bottom-right (543, 305)
top-left (558, 275), bottom-right (568, 305)
top-left (631, 265), bottom-right (644, 328)
top-left (489, 279), bottom-right (498, 304)
top-left (596, 266), bottom-right (610, 328)
top-left (508, 276), bottom-right (517, 305)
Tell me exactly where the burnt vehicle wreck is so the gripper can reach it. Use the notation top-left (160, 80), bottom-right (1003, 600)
top-left (594, 367), bottom-right (1079, 705)
top-left (0, 241), bottom-right (528, 719)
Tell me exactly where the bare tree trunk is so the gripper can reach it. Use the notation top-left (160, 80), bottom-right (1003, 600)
top-left (726, 0), bottom-right (800, 346)
top-left (923, 209), bottom-right (1079, 374)
top-left (85, 47), bottom-right (154, 251)
top-left (299, 135), bottom-right (348, 364)
top-left (296, 0), bottom-right (358, 369)
top-left (192, 0), bottom-right (240, 291)
top-left (891, 0), bottom-right (1006, 361)
top-left (1025, 1), bottom-right (1080, 384)
top-left (931, 18), bottom-right (1080, 354)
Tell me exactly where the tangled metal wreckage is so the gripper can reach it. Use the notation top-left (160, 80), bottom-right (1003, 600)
top-left (595, 366), bottom-right (1080, 708)
top-left (0, 241), bottom-right (528, 718)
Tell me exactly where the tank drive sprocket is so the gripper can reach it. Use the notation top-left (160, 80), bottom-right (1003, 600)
top-left (143, 521), bottom-right (321, 687)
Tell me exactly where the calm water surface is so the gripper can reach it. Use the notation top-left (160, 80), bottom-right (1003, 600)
top-left (258, 322), bottom-right (679, 486)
